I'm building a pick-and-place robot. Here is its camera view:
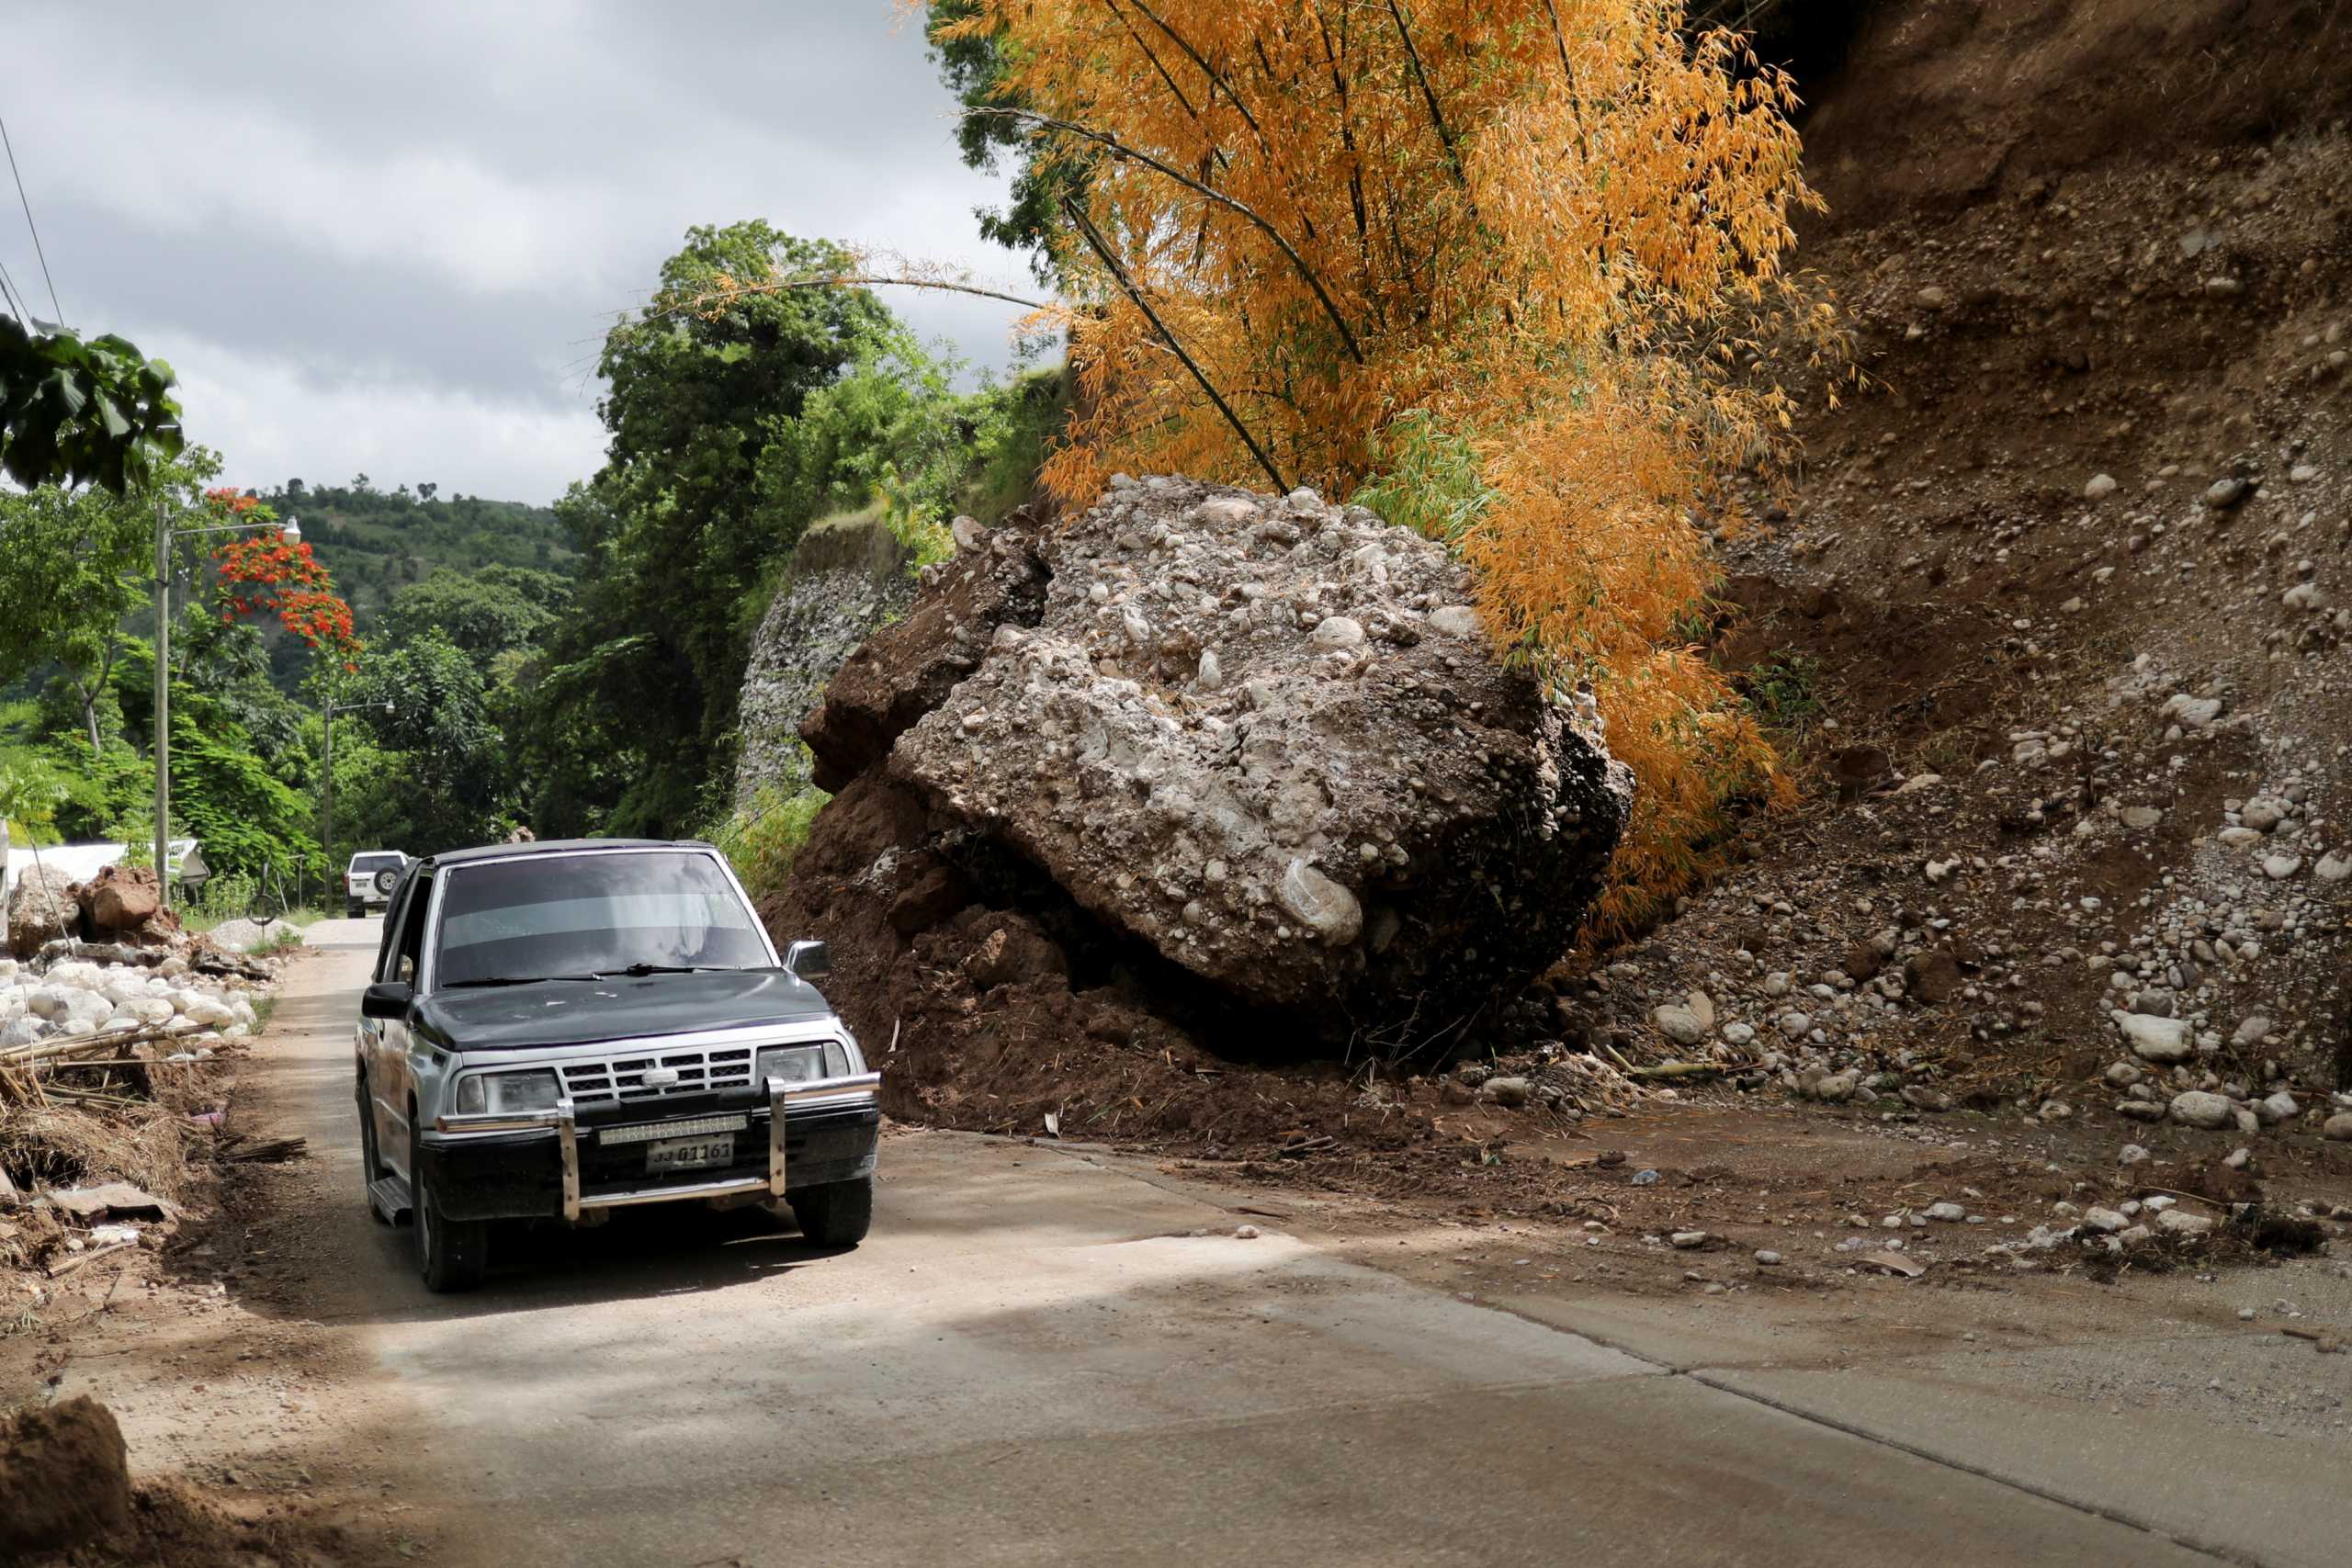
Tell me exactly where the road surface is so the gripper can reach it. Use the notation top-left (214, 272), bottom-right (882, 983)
top-left (134, 921), bottom-right (2352, 1563)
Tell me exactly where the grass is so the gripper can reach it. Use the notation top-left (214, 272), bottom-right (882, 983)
top-left (1739, 650), bottom-right (1827, 746)
top-left (706, 781), bottom-right (829, 902)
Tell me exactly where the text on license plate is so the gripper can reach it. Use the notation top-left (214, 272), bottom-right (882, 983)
top-left (645, 1134), bottom-right (735, 1173)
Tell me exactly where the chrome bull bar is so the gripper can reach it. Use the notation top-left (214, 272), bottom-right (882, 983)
top-left (433, 1071), bottom-right (881, 1223)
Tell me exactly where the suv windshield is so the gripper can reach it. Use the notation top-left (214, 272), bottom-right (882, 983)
top-left (431, 851), bottom-right (770, 988)
top-left (351, 852), bottom-right (405, 874)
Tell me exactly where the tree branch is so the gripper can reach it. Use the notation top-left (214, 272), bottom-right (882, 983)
top-left (1384, 0), bottom-right (1474, 208)
top-left (667, 273), bottom-right (1052, 316)
top-left (1060, 197), bottom-right (1289, 494)
top-left (972, 107), bottom-right (1364, 364)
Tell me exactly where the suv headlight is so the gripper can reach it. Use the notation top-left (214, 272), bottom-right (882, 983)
top-left (453, 1069), bottom-right (560, 1115)
top-left (756, 1043), bottom-right (846, 1085)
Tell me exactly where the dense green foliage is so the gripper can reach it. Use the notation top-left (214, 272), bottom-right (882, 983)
top-left (254, 479), bottom-right (574, 638)
top-left (523, 221), bottom-right (898, 837)
top-left (0, 319), bottom-right (186, 493)
top-left (0, 449), bottom-right (222, 752)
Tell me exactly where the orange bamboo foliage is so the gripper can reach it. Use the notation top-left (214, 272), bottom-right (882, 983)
top-left (922, 0), bottom-right (1841, 929)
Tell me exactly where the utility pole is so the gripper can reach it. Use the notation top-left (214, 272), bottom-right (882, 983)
top-left (153, 499), bottom-right (169, 886)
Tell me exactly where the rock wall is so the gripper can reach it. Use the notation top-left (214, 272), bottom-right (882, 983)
top-left (731, 507), bottom-right (916, 809)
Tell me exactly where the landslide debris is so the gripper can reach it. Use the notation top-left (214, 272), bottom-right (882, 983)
top-left (768, 478), bottom-right (1630, 1138)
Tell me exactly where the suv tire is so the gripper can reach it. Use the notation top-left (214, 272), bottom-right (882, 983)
top-left (412, 1123), bottom-right (489, 1292)
top-left (788, 1176), bottom-right (873, 1247)
top-left (347, 901), bottom-right (366, 919)
top-left (357, 1077), bottom-right (392, 1224)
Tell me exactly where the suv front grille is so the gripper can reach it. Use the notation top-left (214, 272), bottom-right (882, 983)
top-left (557, 1044), bottom-right (756, 1106)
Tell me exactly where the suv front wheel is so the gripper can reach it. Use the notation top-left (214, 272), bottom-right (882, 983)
top-left (411, 1122), bottom-right (489, 1292)
top-left (788, 1176), bottom-right (873, 1247)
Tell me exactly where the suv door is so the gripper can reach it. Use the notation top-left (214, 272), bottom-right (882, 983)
top-left (367, 868), bottom-right (433, 1180)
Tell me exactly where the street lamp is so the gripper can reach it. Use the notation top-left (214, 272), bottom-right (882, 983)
top-left (322, 696), bottom-right (393, 903)
top-left (152, 504), bottom-right (299, 894)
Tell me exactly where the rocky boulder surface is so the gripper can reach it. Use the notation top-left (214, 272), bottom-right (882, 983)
top-left (73, 864), bottom-right (180, 946)
top-left (5, 864), bottom-right (77, 956)
top-left (732, 507), bottom-right (918, 810)
top-left (885, 477), bottom-right (1631, 1021)
top-left (775, 478), bottom-right (1630, 1072)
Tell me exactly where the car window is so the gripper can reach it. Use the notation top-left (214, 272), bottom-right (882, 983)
top-left (351, 852), bottom-right (405, 874)
top-left (432, 852), bottom-right (770, 987)
top-left (373, 879), bottom-right (408, 980)
top-left (391, 872), bottom-right (433, 985)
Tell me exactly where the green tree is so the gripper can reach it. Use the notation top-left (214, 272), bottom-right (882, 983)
top-left (532, 220), bottom-right (899, 836)
top-left (345, 630), bottom-right (507, 851)
top-left (0, 447), bottom-right (220, 753)
top-left (382, 565), bottom-right (570, 671)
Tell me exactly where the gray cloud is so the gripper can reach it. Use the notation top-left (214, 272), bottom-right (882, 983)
top-left (5, 0), bottom-right (1037, 502)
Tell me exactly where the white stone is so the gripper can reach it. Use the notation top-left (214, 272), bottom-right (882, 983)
top-left (2113, 1010), bottom-right (2192, 1063)
top-left (1308, 615), bottom-right (1366, 649)
top-left (2168, 1090), bottom-right (2235, 1130)
top-left (2255, 1091), bottom-right (2299, 1125)
top-left (1276, 858), bottom-right (1363, 945)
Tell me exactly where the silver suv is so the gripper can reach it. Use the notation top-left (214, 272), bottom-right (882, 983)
top-left (345, 850), bottom-right (410, 919)
top-left (352, 840), bottom-right (878, 1291)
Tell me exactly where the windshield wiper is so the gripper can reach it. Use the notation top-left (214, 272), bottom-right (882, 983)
top-left (440, 975), bottom-right (601, 989)
top-left (593, 963), bottom-right (741, 978)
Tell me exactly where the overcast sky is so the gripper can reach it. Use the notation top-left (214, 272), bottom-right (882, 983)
top-left (4, 1), bottom-right (1033, 504)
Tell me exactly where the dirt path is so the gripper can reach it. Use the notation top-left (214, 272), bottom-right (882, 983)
top-left (19, 919), bottom-right (2347, 1566)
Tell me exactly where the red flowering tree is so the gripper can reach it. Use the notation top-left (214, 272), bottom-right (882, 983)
top-left (206, 487), bottom-right (362, 671)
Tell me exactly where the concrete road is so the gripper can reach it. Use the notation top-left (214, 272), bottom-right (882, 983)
top-left (249, 921), bottom-right (2300, 1566)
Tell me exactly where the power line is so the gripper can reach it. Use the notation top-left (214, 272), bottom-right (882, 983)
top-left (0, 250), bottom-right (26, 320)
top-left (0, 107), bottom-right (62, 324)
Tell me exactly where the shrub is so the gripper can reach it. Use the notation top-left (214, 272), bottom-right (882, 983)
top-left (706, 784), bottom-right (830, 902)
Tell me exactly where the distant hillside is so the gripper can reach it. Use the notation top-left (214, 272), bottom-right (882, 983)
top-left (253, 480), bottom-right (577, 637)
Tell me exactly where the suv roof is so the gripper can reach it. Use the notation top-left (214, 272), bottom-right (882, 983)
top-left (419, 838), bottom-right (712, 869)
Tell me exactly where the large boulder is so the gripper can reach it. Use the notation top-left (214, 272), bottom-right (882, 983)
top-left (5, 864), bottom-right (78, 956)
top-left (74, 863), bottom-right (177, 945)
top-left (879, 477), bottom-right (1631, 1026)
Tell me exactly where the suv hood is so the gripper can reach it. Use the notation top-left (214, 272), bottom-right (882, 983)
top-left (411, 970), bottom-right (834, 1053)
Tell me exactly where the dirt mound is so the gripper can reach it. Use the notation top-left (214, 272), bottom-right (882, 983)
top-left (1, 1397), bottom-right (133, 1558)
top-left (1800, 0), bottom-right (2352, 231)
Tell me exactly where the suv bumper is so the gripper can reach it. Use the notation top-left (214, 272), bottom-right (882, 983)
top-left (416, 1074), bottom-right (881, 1224)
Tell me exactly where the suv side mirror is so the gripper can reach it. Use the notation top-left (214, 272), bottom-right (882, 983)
top-left (361, 980), bottom-right (416, 1021)
top-left (783, 940), bottom-right (831, 980)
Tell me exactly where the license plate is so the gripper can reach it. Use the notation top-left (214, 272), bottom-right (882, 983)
top-left (645, 1134), bottom-right (735, 1174)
